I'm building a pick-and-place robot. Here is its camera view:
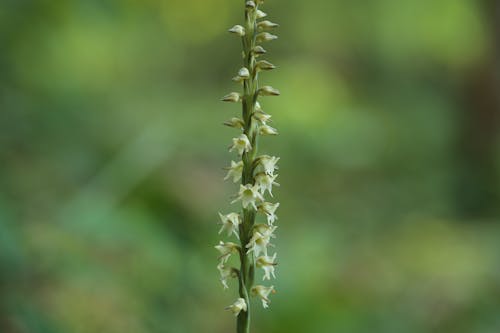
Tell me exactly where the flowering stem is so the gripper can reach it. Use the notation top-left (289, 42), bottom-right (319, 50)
top-left (218, 0), bottom-right (280, 331)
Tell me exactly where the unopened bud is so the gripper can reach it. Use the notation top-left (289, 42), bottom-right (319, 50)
top-left (256, 10), bottom-right (267, 19)
top-left (258, 86), bottom-right (280, 96)
top-left (257, 32), bottom-right (278, 43)
top-left (228, 25), bottom-right (245, 37)
top-left (224, 117), bottom-right (245, 129)
top-left (238, 67), bottom-right (250, 79)
top-left (256, 60), bottom-right (276, 71)
top-left (246, 1), bottom-right (256, 9)
top-left (222, 92), bottom-right (242, 102)
top-left (255, 101), bottom-right (263, 112)
top-left (258, 20), bottom-right (279, 31)
top-left (259, 124), bottom-right (278, 135)
top-left (252, 46), bottom-right (267, 56)
top-left (253, 111), bottom-right (272, 124)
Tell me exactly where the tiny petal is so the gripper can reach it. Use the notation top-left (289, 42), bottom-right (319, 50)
top-left (228, 25), bottom-right (246, 37)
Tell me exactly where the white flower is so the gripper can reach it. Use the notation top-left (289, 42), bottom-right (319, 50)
top-left (228, 25), bottom-right (246, 37)
top-left (259, 155), bottom-right (280, 175)
top-left (259, 124), bottom-right (278, 136)
top-left (224, 160), bottom-right (244, 183)
top-left (258, 202), bottom-right (279, 225)
top-left (229, 134), bottom-right (252, 156)
top-left (225, 298), bottom-right (247, 316)
top-left (217, 262), bottom-right (236, 289)
top-left (233, 67), bottom-right (251, 83)
top-left (215, 241), bottom-right (240, 263)
top-left (231, 184), bottom-right (263, 210)
top-left (255, 173), bottom-right (279, 196)
top-left (256, 253), bottom-right (277, 280)
top-left (251, 285), bottom-right (275, 308)
top-left (218, 212), bottom-right (241, 239)
top-left (245, 225), bottom-right (276, 257)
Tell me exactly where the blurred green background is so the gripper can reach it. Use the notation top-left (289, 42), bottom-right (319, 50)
top-left (1, 0), bottom-right (500, 332)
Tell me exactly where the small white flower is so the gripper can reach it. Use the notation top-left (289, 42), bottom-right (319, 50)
top-left (225, 298), bottom-right (247, 316)
top-left (218, 212), bottom-right (241, 239)
top-left (215, 241), bottom-right (240, 263)
top-left (217, 262), bottom-right (236, 289)
top-left (224, 160), bottom-right (244, 183)
top-left (256, 253), bottom-right (277, 280)
top-left (229, 134), bottom-right (252, 156)
top-left (259, 124), bottom-right (278, 136)
top-left (245, 225), bottom-right (276, 257)
top-left (221, 92), bottom-right (242, 102)
top-left (251, 285), bottom-right (275, 308)
top-left (255, 173), bottom-right (279, 196)
top-left (259, 155), bottom-right (280, 175)
top-left (231, 184), bottom-right (264, 210)
top-left (258, 202), bottom-right (279, 225)
top-left (228, 25), bottom-right (246, 37)
top-left (245, 1), bottom-right (256, 9)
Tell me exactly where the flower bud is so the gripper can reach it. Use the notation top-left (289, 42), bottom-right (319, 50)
top-left (259, 124), bottom-right (279, 136)
top-left (228, 25), bottom-right (245, 37)
top-left (238, 67), bottom-right (250, 79)
top-left (253, 111), bottom-right (272, 124)
top-left (256, 10), bottom-right (267, 19)
top-left (258, 86), bottom-right (280, 96)
top-left (252, 46), bottom-right (267, 56)
top-left (221, 92), bottom-right (242, 102)
top-left (257, 20), bottom-right (279, 31)
top-left (256, 60), bottom-right (276, 71)
top-left (223, 117), bottom-right (245, 129)
top-left (256, 32), bottom-right (278, 43)
top-left (245, 1), bottom-right (256, 9)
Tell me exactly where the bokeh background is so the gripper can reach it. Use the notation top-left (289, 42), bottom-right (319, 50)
top-left (1, 0), bottom-right (500, 332)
